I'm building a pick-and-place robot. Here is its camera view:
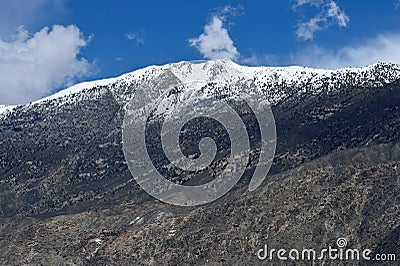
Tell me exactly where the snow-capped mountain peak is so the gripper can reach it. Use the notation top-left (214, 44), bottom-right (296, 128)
top-left (1, 60), bottom-right (400, 117)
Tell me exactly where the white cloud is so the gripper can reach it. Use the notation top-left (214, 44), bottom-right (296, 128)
top-left (326, 1), bottom-right (349, 27)
top-left (291, 32), bottom-right (400, 68)
top-left (189, 6), bottom-right (241, 60)
top-left (296, 17), bottom-right (324, 41)
top-left (293, 0), bottom-right (349, 40)
top-left (0, 25), bottom-right (94, 105)
top-left (189, 17), bottom-right (239, 60)
top-left (125, 32), bottom-right (145, 44)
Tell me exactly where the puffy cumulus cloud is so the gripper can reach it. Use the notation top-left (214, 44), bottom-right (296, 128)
top-left (293, 0), bottom-right (349, 40)
top-left (291, 32), bottom-right (400, 68)
top-left (188, 5), bottom-right (242, 60)
top-left (0, 25), bottom-right (94, 105)
top-left (189, 16), bottom-right (239, 60)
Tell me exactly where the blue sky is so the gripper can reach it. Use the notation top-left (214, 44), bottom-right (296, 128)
top-left (1, 0), bottom-right (400, 104)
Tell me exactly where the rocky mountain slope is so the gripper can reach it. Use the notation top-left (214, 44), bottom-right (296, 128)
top-left (0, 60), bottom-right (399, 264)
